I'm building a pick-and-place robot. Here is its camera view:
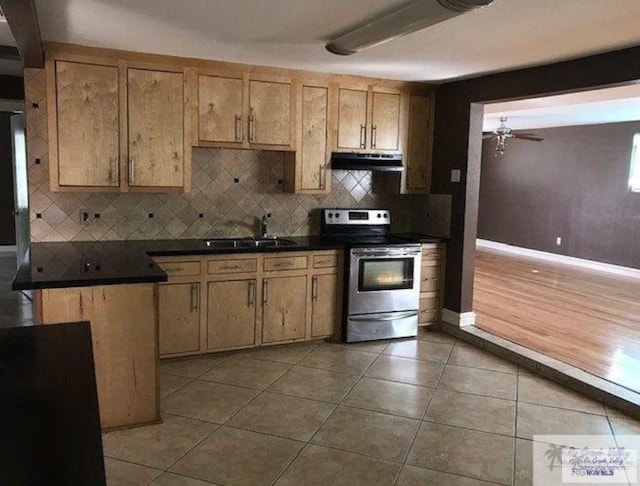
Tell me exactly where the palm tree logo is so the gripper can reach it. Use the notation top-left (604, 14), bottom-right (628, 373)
top-left (545, 444), bottom-right (565, 471)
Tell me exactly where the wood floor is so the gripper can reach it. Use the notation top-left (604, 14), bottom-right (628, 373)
top-left (474, 248), bottom-right (640, 394)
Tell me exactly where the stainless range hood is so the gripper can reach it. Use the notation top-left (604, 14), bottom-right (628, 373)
top-left (331, 152), bottom-right (403, 172)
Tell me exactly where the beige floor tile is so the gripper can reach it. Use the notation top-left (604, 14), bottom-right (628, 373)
top-left (448, 342), bottom-right (517, 374)
top-left (438, 365), bottom-right (517, 400)
top-left (236, 342), bottom-right (319, 364)
top-left (298, 347), bottom-right (378, 375)
top-left (365, 354), bottom-right (444, 387)
top-left (516, 402), bottom-right (614, 441)
top-left (382, 339), bottom-right (453, 363)
top-left (274, 444), bottom-right (400, 486)
top-left (517, 373), bottom-right (605, 415)
top-left (396, 464), bottom-right (495, 486)
top-left (406, 422), bottom-right (514, 485)
top-left (151, 472), bottom-right (217, 485)
top-left (311, 406), bottom-right (420, 462)
top-left (609, 415), bottom-right (640, 455)
top-left (514, 439), bottom-right (533, 486)
top-left (103, 414), bottom-right (217, 470)
top-left (227, 392), bottom-right (335, 440)
top-left (200, 356), bottom-right (290, 390)
top-left (104, 457), bottom-right (162, 486)
top-left (424, 389), bottom-right (516, 436)
top-left (342, 377), bottom-right (433, 419)
top-left (160, 374), bottom-right (192, 399)
top-left (267, 365), bottom-right (358, 403)
top-left (160, 355), bottom-right (228, 379)
top-left (171, 426), bottom-right (303, 486)
top-left (321, 340), bottom-right (391, 354)
top-left (161, 380), bottom-right (259, 424)
top-left (417, 328), bottom-right (457, 344)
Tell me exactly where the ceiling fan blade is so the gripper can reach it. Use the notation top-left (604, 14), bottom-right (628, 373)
top-left (513, 134), bottom-right (544, 141)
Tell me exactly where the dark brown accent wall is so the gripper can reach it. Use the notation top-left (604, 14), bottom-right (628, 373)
top-left (431, 45), bottom-right (640, 313)
top-left (0, 112), bottom-right (16, 245)
top-left (478, 122), bottom-right (640, 269)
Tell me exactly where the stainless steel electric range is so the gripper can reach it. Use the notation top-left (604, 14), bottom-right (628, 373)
top-left (320, 208), bottom-right (422, 343)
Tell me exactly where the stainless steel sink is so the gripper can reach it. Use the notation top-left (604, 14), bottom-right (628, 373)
top-left (203, 237), bottom-right (297, 249)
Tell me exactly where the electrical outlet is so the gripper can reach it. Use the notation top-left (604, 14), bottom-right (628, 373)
top-left (556, 236), bottom-right (562, 246)
top-left (79, 209), bottom-right (94, 225)
top-left (451, 169), bottom-right (462, 183)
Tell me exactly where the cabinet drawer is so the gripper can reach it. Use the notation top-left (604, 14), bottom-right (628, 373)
top-left (419, 295), bottom-right (439, 324)
top-left (420, 265), bottom-right (441, 293)
top-left (208, 258), bottom-right (258, 274)
top-left (157, 261), bottom-right (201, 277)
top-left (264, 255), bottom-right (308, 272)
top-left (313, 253), bottom-right (339, 269)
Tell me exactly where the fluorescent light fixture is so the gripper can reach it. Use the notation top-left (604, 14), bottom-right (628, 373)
top-left (326, 0), bottom-right (494, 56)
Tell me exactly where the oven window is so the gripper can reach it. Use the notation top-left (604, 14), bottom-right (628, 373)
top-left (358, 258), bottom-right (414, 292)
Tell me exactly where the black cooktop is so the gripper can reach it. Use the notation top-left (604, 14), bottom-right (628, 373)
top-left (322, 234), bottom-right (422, 247)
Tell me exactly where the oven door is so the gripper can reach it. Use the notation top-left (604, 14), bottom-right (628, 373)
top-left (348, 247), bottom-right (421, 316)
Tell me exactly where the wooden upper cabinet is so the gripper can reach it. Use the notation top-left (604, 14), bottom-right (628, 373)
top-left (300, 85), bottom-right (329, 191)
top-left (55, 61), bottom-right (120, 188)
top-left (248, 80), bottom-right (291, 146)
top-left (405, 93), bottom-right (433, 191)
top-left (371, 91), bottom-right (400, 151)
top-left (337, 88), bottom-right (367, 150)
top-left (198, 74), bottom-right (243, 144)
top-left (128, 68), bottom-right (184, 188)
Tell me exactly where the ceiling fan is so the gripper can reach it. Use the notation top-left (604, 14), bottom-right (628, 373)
top-left (483, 117), bottom-right (544, 156)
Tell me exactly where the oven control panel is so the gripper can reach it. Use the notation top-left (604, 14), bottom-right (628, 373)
top-left (322, 209), bottom-right (390, 225)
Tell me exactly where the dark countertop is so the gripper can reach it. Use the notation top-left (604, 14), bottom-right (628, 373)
top-left (12, 234), bottom-right (445, 291)
top-left (0, 322), bottom-right (105, 485)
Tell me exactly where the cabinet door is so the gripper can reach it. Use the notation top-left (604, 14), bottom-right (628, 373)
top-left (406, 94), bottom-right (431, 190)
top-left (249, 80), bottom-right (291, 146)
top-left (198, 74), bottom-right (244, 143)
top-left (262, 275), bottom-right (307, 343)
top-left (158, 283), bottom-right (200, 356)
top-left (371, 91), bottom-right (400, 151)
top-left (128, 69), bottom-right (184, 188)
top-left (207, 279), bottom-right (256, 350)
top-left (337, 88), bottom-right (368, 150)
top-left (56, 61), bottom-right (119, 187)
top-left (300, 85), bottom-right (328, 191)
top-left (311, 273), bottom-right (340, 338)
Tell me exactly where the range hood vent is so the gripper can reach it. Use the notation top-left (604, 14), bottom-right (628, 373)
top-left (331, 152), bottom-right (403, 172)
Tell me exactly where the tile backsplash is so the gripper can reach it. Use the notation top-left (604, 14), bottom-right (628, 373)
top-left (24, 68), bottom-right (423, 242)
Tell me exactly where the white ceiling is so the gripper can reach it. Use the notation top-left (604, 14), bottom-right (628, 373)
top-left (483, 85), bottom-right (640, 131)
top-left (34, 0), bottom-right (640, 82)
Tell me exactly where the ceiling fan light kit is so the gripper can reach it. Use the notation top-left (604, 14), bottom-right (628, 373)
top-left (484, 117), bottom-right (544, 157)
top-left (325, 0), bottom-right (494, 55)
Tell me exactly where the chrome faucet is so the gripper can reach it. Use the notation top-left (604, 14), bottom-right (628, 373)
top-left (260, 213), bottom-right (271, 239)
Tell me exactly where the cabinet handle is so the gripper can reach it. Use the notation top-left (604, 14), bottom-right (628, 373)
top-left (274, 261), bottom-right (293, 268)
top-left (249, 110), bottom-right (255, 142)
top-left (359, 124), bottom-right (366, 148)
top-left (312, 275), bottom-right (318, 301)
top-left (235, 115), bottom-right (242, 142)
top-left (248, 280), bottom-right (256, 307)
top-left (221, 264), bottom-right (241, 270)
top-left (111, 157), bottom-right (119, 185)
top-left (319, 165), bottom-right (326, 189)
top-left (371, 125), bottom-right (377, 149)
top-left (129, 157), bottom-right (135, 186)
top-left (262, 279), bottom-right (268, 305)
top-left (190, 284), bottom-right (199, 312)
top-left (422, 308), bottom-right (438, 313)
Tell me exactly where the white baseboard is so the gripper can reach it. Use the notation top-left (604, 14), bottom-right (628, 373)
top-left (0, 245), bottom-right (16, 254)
top-left (476, 239), bottom-right (640, 280)
top-left (442, 308), bottom-right (477, 327)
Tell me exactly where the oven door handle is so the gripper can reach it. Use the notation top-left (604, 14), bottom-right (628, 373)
top-left (349, 311), bottom-right (417, 321)
top-left (351, 250), bottom-right (420, 258)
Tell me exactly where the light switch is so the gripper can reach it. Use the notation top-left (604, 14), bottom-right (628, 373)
top-left (451, 169), bottom-right (462, 183)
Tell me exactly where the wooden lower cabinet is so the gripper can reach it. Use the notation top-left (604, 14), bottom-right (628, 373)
top-left (419, 243), bottom-right (445, 326)
top-left (262, 275), bottom-right (307, 343)
top-left (158, 282), bottom-right (200, 355)
top-left (36, 284), bottom-right (158, 430)
top-left (311, 273), bottom-right (340, 338)
top-left (207, 279), bottom-right (257, 350)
